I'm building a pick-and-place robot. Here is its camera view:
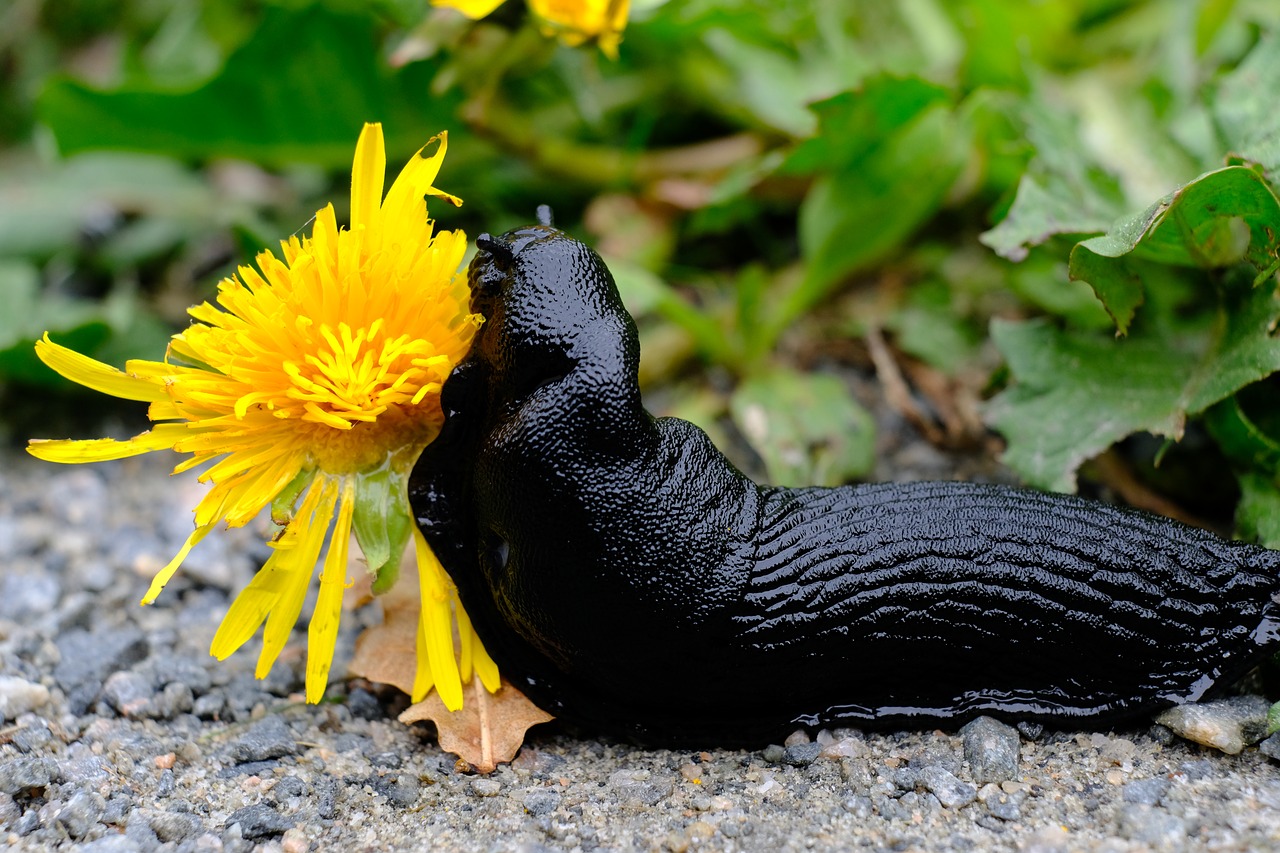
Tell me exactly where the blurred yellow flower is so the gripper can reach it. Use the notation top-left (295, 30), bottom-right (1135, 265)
top-left (434, 0), bottom-right (630, 59)
top-left (28, 123), bottom-right (499, 711)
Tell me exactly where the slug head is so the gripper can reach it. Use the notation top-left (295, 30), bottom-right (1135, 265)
top-left (466, 223), bottom-right (641, 416)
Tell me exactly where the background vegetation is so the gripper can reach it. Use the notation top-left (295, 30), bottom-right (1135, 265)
top-left (3, 0), bottom-right (1279, 546)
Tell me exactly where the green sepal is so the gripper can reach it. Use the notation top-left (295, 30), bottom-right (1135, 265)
top-left (270, 467), bottom-right (315, 527)
top-left (351, 462), bottom-right (415, 595)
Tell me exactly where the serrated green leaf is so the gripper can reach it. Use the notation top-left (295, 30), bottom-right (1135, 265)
top-left (1068, 166), bottom-right (1280, 332)
top-left (984, 318), bottom-right (1194, 493)
top-left (729, 369), bottom-right (875, 488)
top-left (986, 274), bottom-right (1280, 492)
top-left (979, 104), bottom-right (1127, 262)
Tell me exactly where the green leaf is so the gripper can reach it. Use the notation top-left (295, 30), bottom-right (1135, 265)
top-left (0, 152), bottom-right (213, 258)
top-left (979, 104), bottom-right (1128, 262)
top-left (1204, 395), bottom-right (1280, 479)
top-left (985, 318), bottom-right (1193, 493)
top-left (351, 463), bottom-right (416, 595)
top-left (38, 5), bottom-right (459, 168)
top-left (1068, 166), bottom-right (1280, 332)
top-left (789, 96), bottom-right (965, 323)
top-left (1268, 697), bottom-right (1280, 737)
top-left (1214, 31), bottom-right (1280, 176)
top-left (986, 274), bottom-right (1280, 492)
top-left (1237, 470), bottom-right (1280, 552)
top-left (729, 368), bottom-right (875, 488)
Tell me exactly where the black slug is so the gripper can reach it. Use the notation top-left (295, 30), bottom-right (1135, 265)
top-left (409, 217), bottom-right (1280, 747)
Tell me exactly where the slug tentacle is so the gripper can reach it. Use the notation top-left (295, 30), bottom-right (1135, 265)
top-left (410, 223), bottom-right (1280, 747)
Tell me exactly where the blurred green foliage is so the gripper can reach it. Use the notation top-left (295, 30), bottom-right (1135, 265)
top-left (3, 0), bottom-right (1280, 544)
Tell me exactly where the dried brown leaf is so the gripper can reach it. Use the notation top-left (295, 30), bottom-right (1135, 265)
top-left (348, 568), bottom-right (417, 694)
top-left (399, 679), bottom-right (554, 773)
top-left (347, 550), bottom-right (554, 772)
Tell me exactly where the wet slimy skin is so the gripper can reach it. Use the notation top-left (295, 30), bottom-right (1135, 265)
top-left (409, 220), bottom-right (1280, 747)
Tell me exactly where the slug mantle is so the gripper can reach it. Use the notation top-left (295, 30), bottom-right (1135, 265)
top-left (409, 220), bottom-right (1280, 747)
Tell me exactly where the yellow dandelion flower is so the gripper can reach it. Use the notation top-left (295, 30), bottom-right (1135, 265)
top-left (27, 123), bottom-right (500, 710)
top-left (434, 0), bottom-right (630, 59)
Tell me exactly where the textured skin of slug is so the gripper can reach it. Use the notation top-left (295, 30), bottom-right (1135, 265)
top-left (409, 224), bottom-right (1280, 748)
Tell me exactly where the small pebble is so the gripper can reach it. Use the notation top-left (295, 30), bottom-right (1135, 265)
top-left (225, 803), bottom-right (293, 839)
top-left (470, 778), bottom-right (502, 797)
top-left (231, 716), bottom-right (297, 763)
top-left (920, 766), bottom-right (977, 809)
top-left (151, 810), bottom-right (203, 843)
top-left (273, 776), bottom-right (307, 802)
top-left (1122, 777), bottom-right (1170, 806)
top-left (0, 756), bottom-right (60, 795)
top-left (524, 788), bottom-right (561, 816)
top-left (960, 717), bottom-right (1020, 785)
top-left (57, 789), bottom-right (105, 838)
top-left (1154, 696), bottom-right (1271, 754)
top-left (782, 742), bottom-right (822, 767)
top-left (1259, 733), bottom-right (1280, 761)
top-left (102, 671), bottom-right (154, 718)
top-left (0, 677), bottom-right (50, 721)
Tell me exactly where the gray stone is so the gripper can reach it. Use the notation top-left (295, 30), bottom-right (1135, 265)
top-left (151, 810), bottom-right (204, 842)
top-left (524, 788), bottom-right (561, 816)
top-left (471, 778), bottom-right (502, 797)
top-left (12, 722), bottom-right (53, 753)
top-left (1261, 733), bottom-right (1280, 761)
top-left (102, 671), bottom-right (155, 718)
top-left (0, 676), bottom-right (50, 721)
top-left (225, 803), bottom-right (293, 839)
top-left (960, 717), bottom-right (1020, 784)
top-left (374, 773), bottom-right (420, 807)
top-left (783, 742), bottom-right (822, 766)
top-left (1123, 777), bottom-right (1171, 806)
top-left (761, 744), bottom-right (786, 764)
top-left (0, 572), bottom-right (61, 621)
top-left (987, 799), bottom-right (1020, 821)
top-left (920, 766), bottom-right (977, 809)
top-left (76, 835), bottom-right (143, 853)
top-left (0, 757), bottom-right (60, 795)
top-left (1120, 803), bottom-right (1186, 848)
top-left (0, 792), bottom-right (20, 826)
top-left (316, 777), bottom-right (338, 820)
top-left (53, 627), bottom-right (149, 696)
top-left (13, 808), bottom-right (39, 836)
top-left (154, 682), bottom-right (194, 719)
top-left (230, 716), bottom-right (297, 763)
top-left (616, 781), bottom-right (671, 808)
top-left (1155, 696), bottom-right (1271, 754)
top-left (273, 776), bottom-right (307, 802)
top-left (57, 789), bottom-right (105, 838)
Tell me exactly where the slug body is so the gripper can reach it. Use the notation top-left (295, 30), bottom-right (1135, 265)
top-left (410, 224), bottom-right (1280, 747)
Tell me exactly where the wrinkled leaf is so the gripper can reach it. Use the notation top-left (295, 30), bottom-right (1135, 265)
top-left (986, 274), bottom-right (1280, 492)
top-left (980, 104), bottom-right (1128, 262)
top-left (349, 564), bottom-right (553, 773)
top-left (729, 368), bottom-right (875, 487)
top-left (1068, 166), bottom-right (1280, 332)
top-left (399, 680), bottom-right (554, 774)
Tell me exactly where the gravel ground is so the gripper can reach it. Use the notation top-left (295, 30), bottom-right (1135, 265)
top-left (4, 404), bottom-right (1280, 853)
